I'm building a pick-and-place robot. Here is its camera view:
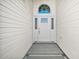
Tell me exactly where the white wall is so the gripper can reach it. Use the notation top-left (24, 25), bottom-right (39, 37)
top-left (33, 0), bottom-right (56, 42)
top-left (0, 0), bottom-right (32, 59)
top-left (56, 0), bottom-right (79, 59)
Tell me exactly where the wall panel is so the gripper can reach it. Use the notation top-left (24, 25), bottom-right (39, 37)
top-left (0, 0), bottom-right (32, 59)
top-left (57, 0), bottom-right (79, 59)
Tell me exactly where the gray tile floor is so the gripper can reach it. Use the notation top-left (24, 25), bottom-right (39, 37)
top-left (28, 56), bottom-right (65, 59)
top-left (24, 42), bottom-right (67, 59)
top-left (28, 43), bottom-right (63, 55)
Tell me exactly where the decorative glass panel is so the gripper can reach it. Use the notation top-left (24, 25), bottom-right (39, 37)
top-left (35, 18), bottom-right (38, 29)
top-left (51, 18), bottom-right (54, 29)
top-left (39, 4), bottom-right (50, 14)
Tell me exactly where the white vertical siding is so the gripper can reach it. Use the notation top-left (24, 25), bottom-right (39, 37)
top-left (57, 0), bottom-right (79, 59)
top-left (0, 0), bottom-right (32, 59)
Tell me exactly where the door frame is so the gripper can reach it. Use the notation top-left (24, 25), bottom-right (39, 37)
top-left (33, 16), bottom-right (56, 42)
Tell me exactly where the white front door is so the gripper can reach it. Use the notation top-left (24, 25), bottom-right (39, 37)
top-left (37, 17), bottom-right (51, 42)
top-left (33, 17), bottom-right (56, 42)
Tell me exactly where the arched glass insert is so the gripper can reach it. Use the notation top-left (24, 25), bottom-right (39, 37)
top-left (39, 4), bottom-right (50, 14)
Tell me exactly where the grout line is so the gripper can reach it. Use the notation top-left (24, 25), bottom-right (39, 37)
top-left (29, 55), bottom-right (62, 56)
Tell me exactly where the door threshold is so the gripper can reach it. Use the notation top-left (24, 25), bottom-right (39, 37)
top-left (34, 41), bottom-right (56, 44)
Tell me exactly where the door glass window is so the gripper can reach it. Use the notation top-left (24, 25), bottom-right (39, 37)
top-left (39, 4), bottom-right (50, 14)
top-left (41, 18), bottom-right (48, 23)
top-left (51, 18), bottom-right (54, 29)
top-left (35, 18), bottom-right (38, 29)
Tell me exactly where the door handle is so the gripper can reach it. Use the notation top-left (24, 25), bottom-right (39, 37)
top-left (38, 30), bottom-right (40, 34)
top-left (38, 28), bottom-right (40, 34)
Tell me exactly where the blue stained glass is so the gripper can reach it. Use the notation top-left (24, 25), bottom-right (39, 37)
top-left (39, 10), bottom-right (49, 14)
